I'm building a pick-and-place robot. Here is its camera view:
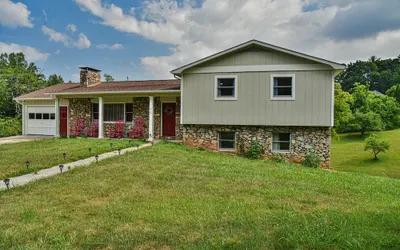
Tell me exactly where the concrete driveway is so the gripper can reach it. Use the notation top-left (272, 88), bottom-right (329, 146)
top-left (0, 135), bottom-right (54, 145)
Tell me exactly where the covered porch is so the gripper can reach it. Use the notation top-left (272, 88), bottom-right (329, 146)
top-left (53, 93), bottom-right (182, 141)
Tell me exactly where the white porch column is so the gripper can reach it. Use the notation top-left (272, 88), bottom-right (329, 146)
top-left (98, 96), bottom-right (104, 138)
top-left (21, 101), bottom-right (26, 135)
top-left (148, 96), bottom-right (154, 141)
top-left (55, 98), bottom-right (60, 137)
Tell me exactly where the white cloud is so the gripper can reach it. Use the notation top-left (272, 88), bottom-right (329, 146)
top-left (54, 49), bottom-right (61, 55)
top-left (96, 43), bottom-right (124, 50)
top-left (66, 24), bottom-right (77, 33)
top-left (42, 25), bottom-right (91, 49)
top-left (0, 0), bottom-right (33, 28)
top-left (42, 9), bottom-right (48, 22)
top-left (75, 0), bottom-right (400, 78)
top-left (0, 42), bottom-right (49, 61)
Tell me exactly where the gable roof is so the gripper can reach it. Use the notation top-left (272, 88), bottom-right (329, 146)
top-left (15, 80), bottom-right (180, 99)
top-left (171, 39), bottom-right (346, 75)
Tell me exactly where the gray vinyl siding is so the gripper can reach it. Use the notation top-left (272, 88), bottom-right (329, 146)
top-left (182, 71), bottom-right (333, 126)
top-left (195, 49), bottom-right (317, 68)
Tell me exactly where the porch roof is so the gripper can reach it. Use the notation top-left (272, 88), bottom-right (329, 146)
top-left (16, 79), bottom-right (181, 99)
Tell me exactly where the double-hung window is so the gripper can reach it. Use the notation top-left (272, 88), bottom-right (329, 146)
top-left (92, 103), bottom-right (133, 122)
top-left (215, 75), bottom-right (238, 100)
top-left (270, 74), bottom-right (295, 100)
top-left (272, 133), bottom-right (291, 152)
top-left (218, 132), bottom-right (236, 150)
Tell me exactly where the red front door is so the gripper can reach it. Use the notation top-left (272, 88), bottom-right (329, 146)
top-left (60, 107), bottom-right (68, 136)
top-left (162, 103), bottom-right (176, 137)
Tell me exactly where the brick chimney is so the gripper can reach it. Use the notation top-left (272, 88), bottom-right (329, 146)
top-left (79, 67), bottom-right (101, 87)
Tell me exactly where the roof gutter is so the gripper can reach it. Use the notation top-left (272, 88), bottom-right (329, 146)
top-left (45, 89), bottom-right (181, 96)
top-left (13, 97), bottom-right (54, 101)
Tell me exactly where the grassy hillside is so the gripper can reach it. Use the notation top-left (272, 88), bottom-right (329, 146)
top-left (0, 142), bottom-right (399, 249)
top-left (331, 129), bottom-right (400, 179)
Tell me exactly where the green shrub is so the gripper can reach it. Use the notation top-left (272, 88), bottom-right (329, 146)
top-left (246, 140), bottom-right (263, 160)
top-left (271, 153), bottom-right (285, 163)
top-left (69, 134), bottom-right (77, 139)
top-left (0, 116), bottom-right (22, 137)
top-left (302, 150), bottom-right (321, 168)
top-left (364, 134), bottom-right (390, 160)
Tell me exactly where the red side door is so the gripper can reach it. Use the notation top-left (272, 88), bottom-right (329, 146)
top-left (162, 103), bottom-right (176, 137)
top-left (60, 107), bottom-right (68, 136)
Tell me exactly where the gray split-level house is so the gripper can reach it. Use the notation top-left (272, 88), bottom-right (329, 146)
top-left (15, 40), bottom-right (345, 167)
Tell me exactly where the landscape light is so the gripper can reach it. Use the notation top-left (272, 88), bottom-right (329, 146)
top-left (3, 178), bottom-right (10, 190)
top-left (95, 155), bottom-right (99, 162)
top-left (26, 161), bottom-right (30, 168)
top-left (63, 153), bottom-right (67, 160)
top-left (88, 148), bottom-right (92, 153)
top-left (110, 143), bottom-right (113, 148)
top-left (59, 164), bottom-right (64, 173)
top-left (118, 149), bottom-right (121, 155)
top-left (136, 145), bottom-right (139, 150)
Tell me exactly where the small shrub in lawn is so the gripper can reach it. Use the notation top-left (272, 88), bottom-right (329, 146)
top-left (246, 140), bottom-right (263, 160)
top-left (271, 153), bottom-right (285, 163)
top-left (302, 150), bottom-right (321, 168)
top-left (364, 133), bottom-right (390, 160)
top-left (69, 134), bottom-right (76, 139)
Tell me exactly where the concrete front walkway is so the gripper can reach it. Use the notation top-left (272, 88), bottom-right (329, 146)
top-left (0, 135), bottom-right (54, 145)
top-left (0, 142), bottom-right (152, 191)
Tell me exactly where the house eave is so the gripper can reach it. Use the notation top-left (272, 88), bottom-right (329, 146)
top-left (46, 89), bottom-right (181, 96)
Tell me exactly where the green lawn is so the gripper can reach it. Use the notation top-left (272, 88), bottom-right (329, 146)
top-left (0, 142), bottom-right (399, 249)
top-left (331, 129), bottom-right (400, 179)
top-left (0, 138), bottom-right (144, 179)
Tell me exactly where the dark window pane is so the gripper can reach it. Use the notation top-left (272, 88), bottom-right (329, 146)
top-left (43, 113), bottom-right (50, 120)
top-left (279, 142), bottom-right (290, 151)
top-left (50, 113), bottom-right (55, 120)
top-left (29, 113), bottom-right (35, 119)
top-left (218, 87), bottom-right (235, 97)
top-left (274, 77), bottom-right (292, 87)
top-left (220, 132), bottom-right (235, 140)
top-left (274, 77), bottom-right (293, 96)
top-left (125, 103), bottom-right (133, 112)
top-left (220, 140), bottom-right (235, 149)
top-left (93, 112), bottom-right (99, 120)
top-left (273, 133), bottom-right (290, 142)
top-left (218, 78), bottom-right (235, 87)
top-left (126, 113), bottom-right (133, 122)
top-left (35, 113), bottom-right (42, 119)
top-left (93, 104), bottom-right (99, 112)
top-left (275, 87), bottom-right (292, 96)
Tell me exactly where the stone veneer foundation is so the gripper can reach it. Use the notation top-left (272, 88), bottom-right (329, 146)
top-left (182, 125), bottom-right (331, 167)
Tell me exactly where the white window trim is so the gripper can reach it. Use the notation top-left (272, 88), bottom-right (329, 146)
top-left (218, 131), bottom-right (236, 151)
top-left (270, 74), bottom-right (296, 101)
top-left (214, 75), bottom-right (238, 101)
top-left (272, 133), bottom-right (292, 153)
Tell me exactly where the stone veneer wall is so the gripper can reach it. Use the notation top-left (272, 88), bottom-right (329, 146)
top-left (133, 97), bottom-right (149, 138)
top-left (175, 96), bottom-right (183, 139)
top-left (68, 98), bottom-right (93, 134)
top-left (182, 125), bottom-right (331, 167)
top-left (154, 97), bottom-right (161, 138)
top-left (80, 70), bottom-right (101, 87)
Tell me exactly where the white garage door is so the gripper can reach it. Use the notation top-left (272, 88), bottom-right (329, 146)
top-left (26, 106), bottom-right (56, 135)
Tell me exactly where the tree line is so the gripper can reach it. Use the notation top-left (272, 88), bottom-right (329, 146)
top-left (334, 56), bottom-right (400, 137)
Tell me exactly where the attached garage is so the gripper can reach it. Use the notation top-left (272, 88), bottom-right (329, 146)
top-left (26, 106), bottom-right (56, 135)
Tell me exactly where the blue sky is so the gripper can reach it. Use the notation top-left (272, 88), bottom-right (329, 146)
top-left (1, 0), bottom-right (400, 82)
